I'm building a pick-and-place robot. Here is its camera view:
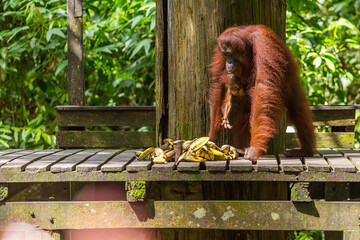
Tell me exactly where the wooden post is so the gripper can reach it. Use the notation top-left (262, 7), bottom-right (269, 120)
top-left (156, 0), bottom-right (287, 239)
top-left (67, 0), bottom-right (84, 106)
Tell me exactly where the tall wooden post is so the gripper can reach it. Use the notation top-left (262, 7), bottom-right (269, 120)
top-left (156, 0), bottom-right (288, 239)
top-left (67, 0), bottom-right (84, 106)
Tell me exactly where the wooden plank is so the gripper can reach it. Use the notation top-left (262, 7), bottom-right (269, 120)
top-left (205, 160), bottom-right (227, 172)
top-left (2, 166), bottom-right (360, 183)
top-left (100, 150), bottom-right (137, 172)
top-left (1, 201), bottom-right (360, 231)
top-left (309, 105), bottom-right (358, 111)
top-left (343, 230), bottom-right (360, 240)
top-left (155, 0), bottom-right (168, 146)
top-left (151, 162), bottom-right (176, 172)
top-left (319, 149), bottom-right (356, 172)
top-left (311, 109), bottom-right (355, 127)
top-left (56, 131), bottom-right (156, 149)
top-left (76, 150), bottom-right (120, 172)
top-left (338, 149), bottom-right (360, 171)
top-left (279, 156), bottom-right (303, 172)
top-left (176, 162), bottom-right (200, 172)
top-left (50, 150), bottom-right (99, 173)
top-left (0, 150), bottom-right (36, 167)
top-left (67, 0), bottom-right (84, 105)
top-left (229, 159), bottom-right (253, 172)
top-left (126, 157), bottom-right (152, 172)
top-left (56, 108), bottom-right (156, 127)
top-left (26, 149), bottom-right (82, 173)
top-left (256, 156), bottom-right (279, 172)
top-left (0, 150), bottom-right (61, 172)
top-left (286, 132), bottom-right (354, 149)
top-left (304, 154), bottom-right (330, 172)
top-left (0, 149), bottom-right (23, 156)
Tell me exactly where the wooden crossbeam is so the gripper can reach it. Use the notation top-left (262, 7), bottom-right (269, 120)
top-left (0, 201), bottom-right (359, 231)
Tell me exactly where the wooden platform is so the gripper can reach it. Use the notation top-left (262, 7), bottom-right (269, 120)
top-left (0, 148), bottom-right (359, 183)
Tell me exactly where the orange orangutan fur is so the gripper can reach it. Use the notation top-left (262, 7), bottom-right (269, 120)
top-left (208, 25), bottom-right (315, 161)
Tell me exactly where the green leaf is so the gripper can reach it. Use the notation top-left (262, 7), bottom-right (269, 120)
top-left (0, 59), bottom-right (5, 70)
top-left (42, 133), bottom-right (52, 145)
top-left (130, 39), bottom-right (152, 59)
top-left (46, 28), bottom-right (66, 42)
top-left (313, 57), bottom-right (322, 68)
top-left (131, 15), bottom-right (144, 29)
top-left (0, 139), bottom-right (9, 149)
top-left (324, 58), bottom-right (335, 72)
top-left (55, 60), bottom-right (68, 76)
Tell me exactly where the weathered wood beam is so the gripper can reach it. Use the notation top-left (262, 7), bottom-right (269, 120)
top-left (67, 0), bottom-right (84, 105)
top-left (56, 131), bottom-right (156, 148)
top-left (0, 201), bottom-right (359, 231)
top-left (2, 170), bottom-right (360, 183)
top-left (56, 106), bottom-right (156, 127)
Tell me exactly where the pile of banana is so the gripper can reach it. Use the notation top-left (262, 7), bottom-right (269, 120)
top-left (135, 137), bottom-right (239, 165)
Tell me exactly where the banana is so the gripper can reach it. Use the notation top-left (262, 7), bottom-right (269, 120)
top-left (139, 147), bottom-right (155, 160)
top-left (189, 137), bottom-right (210, 152)
top-left (153, 157), bottom-right (167, 164)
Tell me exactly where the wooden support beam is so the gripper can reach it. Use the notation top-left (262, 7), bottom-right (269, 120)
top-left (0, 201), bottom-right (360, 231)
top-left (67, 0), bottom-right (84, 105)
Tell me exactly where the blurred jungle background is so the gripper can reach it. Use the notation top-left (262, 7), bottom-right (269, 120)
top-left (0, 0), bottom-right (359, 151)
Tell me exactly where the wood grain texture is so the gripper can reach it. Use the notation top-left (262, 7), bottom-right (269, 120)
top-left (26, 149), bottom-right (82, 172)
top-left (50, 150), bottom-right (100, 173)
top-left (205, 160), bottom-right (227, 172)
top-left (76, 150), bottom-right (121, 172)
top-left (176, 162), bottom-right (200, 172)
top-left (286, 132), bottom-right (354, 149)
top-left (0, 150), bottom-right (61, 172)
top-left (319, 149), bottom-right (356, 172)
top-left (1, 201), bottom-right (359, 231)
top-left (279, 156), bottom-right (304, 172)
top-left (56, 131), bottom-right (155, 148)
top-left (57, 108), bottom-right (155, 127)
top-left (256, 156), bottom-right (279, 172)
top-left (67, 0), bottom-right (84, 105)
top-left (229, 159), bottom-right (253, 172)
top-left (0, 150), bottom-right (36, 167)
top-left (101, 150), bottom-right (137, 172)
top-left (304, 154), bottom-right (330, 172)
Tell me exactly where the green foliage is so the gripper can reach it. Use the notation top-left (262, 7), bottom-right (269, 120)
top-left (0, 0), bottom-right (155, 149)
top-left (290, 230), bottom-right (324, 240)
top-left (286, 0), bottom-right (360, 105)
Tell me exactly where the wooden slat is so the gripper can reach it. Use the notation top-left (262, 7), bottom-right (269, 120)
top-left (286, 132), bottom-right (354, 149)
top-left (0, 150), bottom-right (37, 167)
top-left (176, 162), bottom-right (200, 172)
top-left (151, 162), bottom-right (176, 172)
top-left (56, 106), bottom-right (155, 127)
top-left (100, 150), bottom-right (136, 172)
top-left (0, 149), bottom-right (23, 156)
top-left (205, 160), bottom-right (227, 172)
top-left (279, 156), bottom-right (304, 172)
top-left (338, 149), bottom-right (360, 171)
top-left (56, 131), bottom-right (155, 149)
top-left (229, 159), bottom-right (253, 172)
top-left (255, 156), bottom-right (279, 172)
top-left (319, 149), bottom-right (356, 172)
top-left (0, 150), bottom-right (61, 172)
top-left (312, 109), bottom-right (355, 127)
top-left (76, 150), bottom-right (120, 172)
top-left (50, 150), bottom-right (99, 173)
top-left (1, 201), bottom-right (360, 231)
top-left (126, 159), bottom-right (152, 172)
top-left (304, 154), bottom-right (330, 172)
top-left (26, 149), bottom-right (82, 173)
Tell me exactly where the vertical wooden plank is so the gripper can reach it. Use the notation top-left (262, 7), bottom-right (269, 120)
top-left (67, 0), bottom-right (84, 105)
top-left (155, 0), bottom-right (168, 145)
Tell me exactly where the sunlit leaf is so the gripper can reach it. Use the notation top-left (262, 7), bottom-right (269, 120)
top-left (313, 57), bottom-right (322, 68)
top-left (46, 28), bottom-right (66, 42)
